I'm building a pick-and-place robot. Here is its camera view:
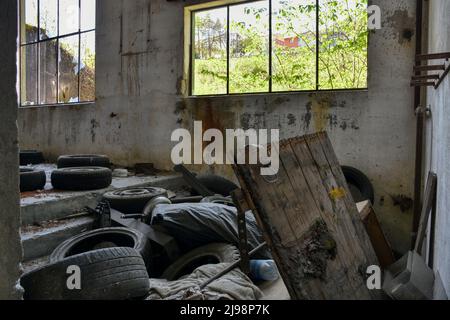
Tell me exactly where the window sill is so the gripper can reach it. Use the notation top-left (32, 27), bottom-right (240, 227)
top-left (185, 88), bottom-right (368, 100)
top-left (19, 101), bottom-right (96, 110)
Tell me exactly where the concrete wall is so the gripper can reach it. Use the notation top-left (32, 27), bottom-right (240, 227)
top-left (0, 0), bottom-right (23, 300)
top-left (18, 0), bottom-right (418, 253)
top-left (424, 0), bottom-right (450, 297)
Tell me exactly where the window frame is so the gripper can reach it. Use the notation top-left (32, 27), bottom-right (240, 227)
top-left (19, 0), bottom-right (96, 107)
top-left (188, 0), bottom-right (368, 97)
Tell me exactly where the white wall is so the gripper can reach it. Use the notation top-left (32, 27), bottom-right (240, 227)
top-left (424, 0), bottom-right (450, 297)
top-left (18, 0), bottom-right (418, 253)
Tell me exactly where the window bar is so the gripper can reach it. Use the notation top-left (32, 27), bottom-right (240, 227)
top-left (37, 0), bottom-right (41, 104)
top-left (268, 0), bottom-right (272, 92)
top-left (226, 5), bottom-right (230, 95)
top-left (78, 0), bottom-right (82, 102)
top-left (316, 0), bottom-right (320, 91)
top-left (56, 0), bottom-right (60, 103)
top-left (189, 12), bottom-right (194, 96)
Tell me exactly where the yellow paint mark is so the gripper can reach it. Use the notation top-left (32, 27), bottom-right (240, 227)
top-left (329, 187), bottom-right (346, 201)
top-left (311, 98), bottom-right (330, 132)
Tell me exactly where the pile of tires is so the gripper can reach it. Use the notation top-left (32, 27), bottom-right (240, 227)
top-left (57, 154), bottom-right (111, 169)
top-left (21, 228), bottom-right (151, 300)
top-left (103, 187), bottom-right (168, 214)
top-left (20, 150), bottom-right (44, 166)
top-left (51, 167), bottom-right (112, 191)
top-left (20, 168), bottom-right (46, 192)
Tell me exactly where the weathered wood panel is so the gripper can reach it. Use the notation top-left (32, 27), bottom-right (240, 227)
top-left (234, 132), bottom-right (380, 300)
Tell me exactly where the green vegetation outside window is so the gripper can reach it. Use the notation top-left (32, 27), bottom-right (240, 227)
top-left (191, 0), bottom-right (368, 96)
top-left (20, 0), bottom-right (96, 106)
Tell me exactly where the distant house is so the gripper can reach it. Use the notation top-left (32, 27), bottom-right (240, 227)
top-left (275, 36), bottom-right (301, 48)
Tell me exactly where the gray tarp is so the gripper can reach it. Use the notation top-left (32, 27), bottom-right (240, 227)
top-left (147, 263), bottom-right (263, 300)
top-left (151, 203), bottom-right (271, 259)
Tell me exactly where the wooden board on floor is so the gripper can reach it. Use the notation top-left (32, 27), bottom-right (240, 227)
top-left (234, 132), bottom-right (380, 300)
top-left (357, 201), bottom-right (395, 269)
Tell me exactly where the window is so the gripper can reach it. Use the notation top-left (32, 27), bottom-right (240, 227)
top-left (190, 0), bottom-right (368, 96)
top-left (20, 0), bottom-right (96, 106)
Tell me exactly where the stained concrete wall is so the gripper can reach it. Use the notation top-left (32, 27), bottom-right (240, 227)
top-left (18, 0), bottom-right (417, 253)
top-left (424, 0), bottom-right (450, 297)
top-left (0, 0), bottom-right (23, 300)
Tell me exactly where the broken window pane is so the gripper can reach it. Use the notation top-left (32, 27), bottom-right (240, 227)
top-left (272, 0), bottom-right (316, 91)
top-left (20, 44), bottom-right (38, 106)
top-left (81, 0), bottom-right (96, 31)
top-left (192, 7), bottom-right (228, 96)
top-left (59, 0), bottom-right (80, 36)
top-left (39, 40), bottom-right (58, 104)
top-left (39, 0), bottom-right (58, 40)
top-left (21, 0), bottom-right (38, 44)
top-left (229, 0), bottom-right (269, 94)
top-left (59, 35), bottom-right (80, 103)
top-left (80, 31), bottom-right (96, 102)
top-left (319, 0), bottom-right (368, 89)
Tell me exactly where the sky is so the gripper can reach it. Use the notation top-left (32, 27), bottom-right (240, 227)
top-left (24, 0), bottom-right (95, 38)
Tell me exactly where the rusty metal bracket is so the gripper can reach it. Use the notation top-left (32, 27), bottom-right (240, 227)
top-left (231, 189), bottom-right (251, 275)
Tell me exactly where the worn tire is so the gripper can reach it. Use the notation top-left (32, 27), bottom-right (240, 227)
top-left (103, 187), bottom-right (168, 214)
top-left (191, 174), bottom-right (239, 197)
top-left (51, 167), bottom-right (112, 191)
top-left (21, 247), bottom-right (150, 300)
top-left (20, 168), bottom-right (46, 192)
top-left (200, 195), bottom-right (235, 206)
top-left (57, 154), bottom-right (111, 169)
top-left (50, 227), bottom-right (151, 267)
top-left (342, 166), bottom-right (375, 204)
top-left (162, 243), bottom-right (240, 280)
top-left (20, 150), bottom-right (44, 165)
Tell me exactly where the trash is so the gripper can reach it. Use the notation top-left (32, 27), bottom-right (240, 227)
top-left (151, 203), bottom-right (271, 260)
top-left (249, 260), bottom-right (279, 282)
top-left (112, 169), bottom-right (128, 177)
top-left (383, 251), bottom-right (434, 300)
top-left (103, 187), bottom-right (168, 214)
top-left (147, 263), bottom-right (263, 300)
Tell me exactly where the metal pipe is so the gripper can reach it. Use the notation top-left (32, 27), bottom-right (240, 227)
top-left (412, 0), bottom-right (424, 249)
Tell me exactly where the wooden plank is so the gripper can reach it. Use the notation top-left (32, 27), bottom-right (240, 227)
top-left (414, 172), bottom-right (437, 253)
top-left (235, 132), bottom-right (379, 300)
top-left (357, 201), bottom-right (396, 269)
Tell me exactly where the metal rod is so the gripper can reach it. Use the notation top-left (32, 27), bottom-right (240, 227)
top-left (435, 63), bottom-right (450, 89)
top-left (414, 64), bottom-right (446, 71)
top-left (411, 0), bottom-right (424, 250)
top-left (200, 242), bottom-right (267, 289)
top-left (416, 52), bottom-right (450, 61)
top-left (412, 74), bottom-right (440, 80)
top-left (410, 81), bottom-right (436, 87)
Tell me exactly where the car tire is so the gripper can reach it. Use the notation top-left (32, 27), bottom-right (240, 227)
top-left (21, 247), bottom-right (150, 300)
top-left (57, 154), bottom-right (111, 169)
top-left (50, 227), bottom-right (151, 268)
top-left (103, 187), bottom-right (168, 214)
top-left (20, 150), bottom-right (44, 165)
top-left (20, 168), bottom-right (46, 192)
top-left (162, 243), bottom-right (240, 281)
top-left (51, 167), bottom-right (112, 191)
top-left (191, 174), bottom-right (239, 197)
top-left (342, 166), bottom-right (375, 204)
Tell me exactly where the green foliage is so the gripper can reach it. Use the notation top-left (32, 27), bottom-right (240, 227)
top-left (192, 0), bottom-right (368, 95)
